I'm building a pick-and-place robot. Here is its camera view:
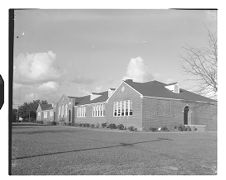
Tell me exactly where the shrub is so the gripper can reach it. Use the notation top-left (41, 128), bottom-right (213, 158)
top-left (186, 126), bottom-right (192, 131)
top-left (37, 121), bottom-right (44, 124)
top-left (117, 124), bottom-right (125, 130)
top-left (161, 126), bottom-right (169, 132)
top-left (174, 125), bottom-right (177, 129)
top-left (79, 123), bottom-right (83, 127)
top-left (177, 125), bottom-right (192, 131)
top-left (74, 123), bottom-right (79, 127)
top-left (101, 123), bottom-right (108, 128)
top-left (91, 124), bottom-right (95, 128)
top-left (95, 123), bottom-right (100, 128)
top-left (194, 127), bottom-right (198, 131)
top-left (149, 127), bottom-right (158, 132)
top-left (128, 126), bottom-right (136, 131)
top-left (108, 123), bottom-right (117, 129)
top-left (178, 125), bottom-right (186, 131)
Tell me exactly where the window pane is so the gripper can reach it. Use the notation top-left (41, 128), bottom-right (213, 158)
top-left (130, 101), bottom-right (133, 115)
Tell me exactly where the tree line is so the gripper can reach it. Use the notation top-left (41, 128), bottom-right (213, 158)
top-left (12, 100), bottom-right (50, 122)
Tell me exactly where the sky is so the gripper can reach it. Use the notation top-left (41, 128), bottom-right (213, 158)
top-left (13, 9), bottom-right (217, 106)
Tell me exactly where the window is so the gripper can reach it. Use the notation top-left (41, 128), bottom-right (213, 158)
top-left (116, 102), bottom-right (119, 116)
top-left (65, 104), bottom-right (68, 117)
top-left (61, 105), bottom-right (64, 117)
top-left (119, 101), bottom-right (122, 116)
top-left (101, 104), bottom-right (104, 116)
top-left (50, 111), bottom-right (53, 117)
top-left (58, 106), bottom-right (61, 117)
top-left (113, 100), bottom-right (133, 117)
top-left (44, 111), bottom-right (47, 118)
top-left (92, 104), bottom-right (105, 117)
top-left (77, 106), bottom-right (86, 117)
top-left (113, 102), bottom-right (116, 116)
top-left (129, 100), bottom-right (133, 115)
top-left (123, 101), bottom-right (126, 116)
top-left (38, 112), bottom-right (41, 117)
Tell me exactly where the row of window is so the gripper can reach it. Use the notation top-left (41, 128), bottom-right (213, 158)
top-left (77, 106), bottom-right (86, 117)
top-left (57, 101), bottom-right (133, 118)
top-left (92, 104), bottom-right (105, 117)
top-left (37, 111), bottom-right (53, 119)
top-left (113, 100), bottom-right (133, 117)
top-left (58, 104), bottom-right (68, 118)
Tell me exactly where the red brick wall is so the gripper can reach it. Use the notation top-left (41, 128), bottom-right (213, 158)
top-left (191, 103), bottom-right (217, 131)
top-left (105, 82), bottom-right (143, 130)
top-left (142, 97), bottom-right (217, 131)
top-left (36, 109), bottom-right (54, 123)
top-left (42, 110), bottom-right (54, 124)
top-left (56, 95), bottom-right (74, 124)
top-left (74, 104), bottom-right (107, 125)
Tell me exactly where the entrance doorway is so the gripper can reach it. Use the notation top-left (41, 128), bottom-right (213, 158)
top-left (69, 110), bottom-right (71, 123)
top-left (184, 106), bottom-right (189, 125)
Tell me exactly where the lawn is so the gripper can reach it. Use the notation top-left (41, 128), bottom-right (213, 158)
top-left (11, 125), bottom-right (217, 175)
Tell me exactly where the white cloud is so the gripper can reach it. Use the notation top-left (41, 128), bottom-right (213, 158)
top-left (25, 93), bottom-right (38, 101)
top-left (165, 78), bottom-right (175, 84)
top-left (123, 57), bottom-right (153, 82)
top-left (94, 85), bottom-right (103, 92)
top-left (14, 51), bottom-right (61, 84)
top-left (38, 81), bottom-right (58, 91)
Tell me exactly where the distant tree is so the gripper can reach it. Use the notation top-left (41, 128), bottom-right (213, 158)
top-left (18, 100), bottom-right (49, 122)
top-left (12, 109), bottom-right (18, 122)
top-left (181, 30), bottom-right (217, 98)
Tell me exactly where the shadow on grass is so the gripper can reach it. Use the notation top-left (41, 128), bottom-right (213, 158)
top-left (12, 138), bottom-right (173, 160)
top-left (12, 129), bottom-right (82, 134)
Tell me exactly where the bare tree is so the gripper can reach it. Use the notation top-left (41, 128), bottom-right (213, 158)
top-left (182, 31), bottom-right (217, 98)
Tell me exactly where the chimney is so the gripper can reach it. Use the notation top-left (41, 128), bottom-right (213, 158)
top-left (108, 88), bottom-right (115, 98)
top-left (165, 82), bottom-right (180, 93)
top-left (124, 79), bottom-right (133, 83)
top-left (90, 93), bottom-right (101, 101)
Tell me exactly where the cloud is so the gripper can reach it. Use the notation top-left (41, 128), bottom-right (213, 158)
top-left (14, 51), bottom-right (61, 84)
top-left (165, 78), bottom-right (175, 84)
top-left (71, 76), bottom-right (94, 84)
top-left (123, 57), bottom-right (154, 82)
top-left (94, 85), bottom-right (103, 92)
top-left (38, 81), bottom-right (58, 91)
top-left (24, 93), bottom-right (38, 101)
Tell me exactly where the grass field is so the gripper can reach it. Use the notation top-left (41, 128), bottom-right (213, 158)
top-left (11, 125), bottom-right (217, 175)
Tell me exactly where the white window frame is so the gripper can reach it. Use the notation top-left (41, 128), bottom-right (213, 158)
top-left (65, 104), bottom-right (68, 117)
top-left (129, 100), bottom-right (133, 115)
top-left (61, 105), bottom-right (64, 117)
top-left (113, 100), bottom-right (133, 117)
top-left (123, 101), bottom-right (126, 116)
top-left (77, 106), bottom-right (86, 118)
top-left (127, 100), bottom-right (130, 116)
top-left (119, 101), bottom-right (123, 116)
top-left (58, 106), bottom-right (61, 117)
top-left (44, 111), bottom-right (48, 119)
top-left (50, 111), bottom-right (53, 117)
top-left (116, 102), bottom-right (118, 116)
top-left (113, 102), bottom-right (115, 116)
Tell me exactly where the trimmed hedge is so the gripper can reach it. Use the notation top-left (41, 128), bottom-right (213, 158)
top-left (128, 126), bottom-right (137, 131)
top-left (101, 123), bottom-right (107, 128)
top-left (117, 124), bottom-right (125, 130)
top-left (149, 127), bottom-right (158, 132)
top-left (108, 123), bottom-right (117, 129)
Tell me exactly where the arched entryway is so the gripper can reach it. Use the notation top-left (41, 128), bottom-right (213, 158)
top-left (69, 110), bottom-right (71, 123)
top-left (184, 106), bottom-right (189, 125)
